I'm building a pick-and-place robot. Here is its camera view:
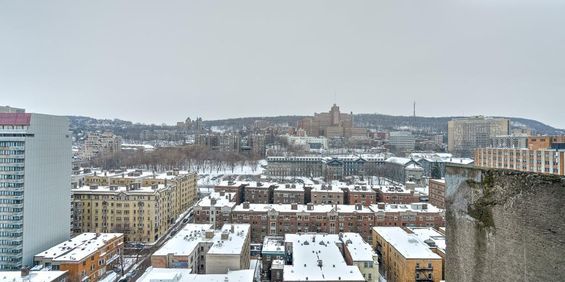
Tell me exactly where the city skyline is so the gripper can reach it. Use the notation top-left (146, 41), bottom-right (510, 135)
top-left (1, 0), bottom-right (565, 128)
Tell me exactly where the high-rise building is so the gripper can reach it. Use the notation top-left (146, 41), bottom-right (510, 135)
top-left (0, 112), bottom-right (72, 269)
top-left (447, 116), bottom-right (509, 157)
top-left (297, 104), bottom-right (366, 139)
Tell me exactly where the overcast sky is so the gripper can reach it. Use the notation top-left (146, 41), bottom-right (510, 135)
top-left (1, 0), bottom-right (564, 128)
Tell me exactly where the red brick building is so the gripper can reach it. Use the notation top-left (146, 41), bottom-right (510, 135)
top-left (343, 184), bottom-right (377, 206)
top-left (374, 185), bottom-right (420, 204)
top-left (273, 184), bottom-right (305, 204)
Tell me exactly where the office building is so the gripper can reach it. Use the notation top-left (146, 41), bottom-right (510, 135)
top-left (475, 147), bottom-right (565, 175)
top-left (448, 116), bottom-right (509, 157)
top-left (0, 112), bottom-right (72, 269)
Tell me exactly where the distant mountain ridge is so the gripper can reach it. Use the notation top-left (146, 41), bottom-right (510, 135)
top-left (68, 114), bottom-right (564, 136)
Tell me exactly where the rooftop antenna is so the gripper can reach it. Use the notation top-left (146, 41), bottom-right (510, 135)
top-left (413, 100), bottom-right (416, 118)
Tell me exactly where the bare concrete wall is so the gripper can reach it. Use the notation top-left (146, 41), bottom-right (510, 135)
top-left (445, 165), bottom-right (565, 282)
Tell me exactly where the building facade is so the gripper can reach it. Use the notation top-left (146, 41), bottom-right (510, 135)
top-left (0, 112), bottom-right (72, 269)
top-left (428, 179), bottom-right (446, 209)
top-left (372, 227), bottom-right (442, 282)
top-left (33, 233), bottom-right (123, 282)
top-left (71, 171), bottom-right (197, 242)
top-left (448, 116), bottom-right (509, 157)
top-left (475, 147), bottom-right (565, 175)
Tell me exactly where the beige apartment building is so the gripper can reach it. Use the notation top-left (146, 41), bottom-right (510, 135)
top-left (475, 147), bottom-right (565, 175)
top-left (448, 116), bottom-right (509, 157)
top-left (71, 170), bottom-right (197, 242)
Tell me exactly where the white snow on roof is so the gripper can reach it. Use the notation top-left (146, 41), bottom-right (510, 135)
top-left (0, 271), bottom-right (68, 282)
top-left (195, 192), bottom-right (236, 208)
top-left (73, 183), bottom-right (167, 194)
top-left (283, 234), bottom-right (365, 282)
top-left (153, 224), bottom-right (213, 256)
top-left (408, 227), bottom-right (446, 252)
top-left (138, 267), bottom-right (255, 282)
top-left (234, 203), bottom-right (373, 214)
top-left (385, 157), bottom-right (412, 166)
top-left (274, 183), bottom-right (305, 192)
top-left (207, 224), bottom-right (250, 255)
top-left (370, 203), bottom-right (442, 213)
top-left (35, 233), bottom-right (122, 262)
top-left (342, 233), bottom-right (376, 262)
top-left (154, 224), bottom-right (250, 257)
top-left (311, 184), bottom-right (344, 193)
top-left (373, 227), bottom-right (442, 259)
top-left (261, 236), bottom-right (285, 255)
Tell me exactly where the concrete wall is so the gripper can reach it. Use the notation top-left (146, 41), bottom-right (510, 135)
top-left (445, 165), bottom-right (565, 282)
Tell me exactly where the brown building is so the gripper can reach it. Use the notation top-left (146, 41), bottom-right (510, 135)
top-left (33, 233), bottom-right (124, 282)
top-left (214, 181), bottom-right (247, 204)
top-left (372, 227), bottom-right (442, 282)
top-left (374, 185), bottom-right (420, 204)
top-left (297, 104), bottom-right (366, 138)
top-left (273, 184), bottom-right (305, 204)
top-left (225, 202), bottom-right (444, 244)
top-left (428, 179), bottom-right (446, 209)
top-left (527, 135), bottom-right (565, 150)
top-left (344, 184), bottom-right (377, 206)
top-left (243, 182), bottom-right (277, 204)
top-left (193, 192), bottom-right (237, 229)
top-left (310, 184), bottom-right (344, 204)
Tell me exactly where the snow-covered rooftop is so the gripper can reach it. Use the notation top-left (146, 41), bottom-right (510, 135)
top-left (234, 203), bottom-right (373, 214)
top-left (0, 271), bottom-right (68, 282)
top-left (153, 224), bottom-right (250, 257)
top-left (207, 224), bottom-right (251, 255)
top-left (408, 227), bottom-right (446, 252)
top-left (35, 233), bottom-right (122, 262)
top-left (311, 184), bottom-right (344, 193)
top-left (73, 183), bottom-right (167, 194)
top-left (153, 224), bottom-right (213, 256)
top-left (373, 227), bottom-right (442, 259)
top-left (370, 203), bottom-right (442, 213)
top-left (274, 183), bottom-right (305, 192)
top-left (138, 267), bottom-right (254, 282)
top-left (195, 192), bottom-right (236, 208)
top-left (261, 236), bottom-right (285, 255)
top-left (342, 233), bottom-right (377, 262)
top-left (283, 233), bottom-right (365, 282)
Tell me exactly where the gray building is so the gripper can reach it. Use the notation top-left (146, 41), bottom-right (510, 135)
top-left (0, 112), bottom-right (71, 269)
top-left (448, 116), bottom-right (509, 157)
top-left (388, 131), bottom-right (415, 152)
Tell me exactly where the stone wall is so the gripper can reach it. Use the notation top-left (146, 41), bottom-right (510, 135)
top-left (445, 165), bottom-right (565, 281)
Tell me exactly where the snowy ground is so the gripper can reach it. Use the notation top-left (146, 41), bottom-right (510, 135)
top-left (196, 160), bottom-right (266, 186)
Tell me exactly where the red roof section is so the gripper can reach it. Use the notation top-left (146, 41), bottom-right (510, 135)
top-left (0, 113), bottom-right (31, 126)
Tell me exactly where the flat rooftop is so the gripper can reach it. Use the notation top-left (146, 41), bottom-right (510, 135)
top-left (373, 227), bottom-right (441, 259)
top-left (35, 233), bottom-right (122, 262)
top-left (196, 192), bottom-right (236, 208)
top-left (261, 236), bottom-right (285, 255)
top-left (283, 233), bottom-right (365, 282)
top-left (342, 233), bottom-right (376, 262)
top-left (0, 271), bottom-right (68, 282)
top-left (138, 267), bottom-right (254, 282)
top-left (73, 183), bottom-right (167, 194)
top-left (408, 227), bottom-right (446, 251)
top-left (153, 224), bottom-right (250, 257)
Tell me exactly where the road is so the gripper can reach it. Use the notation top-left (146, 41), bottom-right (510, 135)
top-left (118, 207), bottom-right (194, 281)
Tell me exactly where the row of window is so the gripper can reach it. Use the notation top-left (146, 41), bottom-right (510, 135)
top-left (0, 166), bottom-right (24, 171)
top-left (0, 141), bottom-right (24, 147)
top-left (0, 158), bottom-right (24, 164)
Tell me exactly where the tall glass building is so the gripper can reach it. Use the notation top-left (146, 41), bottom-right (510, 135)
top-left (0, 112), bottom-right (71, 269)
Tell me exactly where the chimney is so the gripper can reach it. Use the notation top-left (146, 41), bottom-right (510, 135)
top-left (210, 198), bottom-right (217, 206)
top-left (307, 203), bottom-right (314, 211)
top-left (205, 230), bottom-right (214, 239)
top-left (355, 203), bottom-right (362, 211)
top-left (377, 203), bottom-right (385, 209)
top-left (291, 203), bottom-right (298, 210)
top-left (220, 191), bottom-right (225, 196)
top-left (243, 202), bottom-right (250, 209)
top-left (230, 225), bottom-right (235, 233)
top-left (20, 267), bottom-right (30, 278)
top-left (221, 231), bottom-right (229, 240)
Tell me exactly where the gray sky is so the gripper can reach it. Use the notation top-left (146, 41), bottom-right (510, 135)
top-left (1, 0), bottom-right (564, 128)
